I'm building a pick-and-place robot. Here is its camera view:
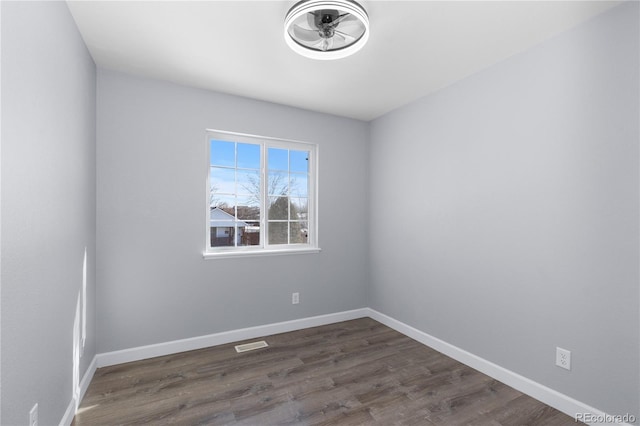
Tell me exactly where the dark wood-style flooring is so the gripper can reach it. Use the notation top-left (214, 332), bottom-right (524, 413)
top-left (73, 318), bottom-right (581, 425)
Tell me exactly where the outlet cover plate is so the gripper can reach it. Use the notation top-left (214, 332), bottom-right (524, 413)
top-left (556, 347), bottom-right (571, 370)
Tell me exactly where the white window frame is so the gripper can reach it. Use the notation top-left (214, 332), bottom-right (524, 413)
top-left (203, 129), bottom-right (320, 259)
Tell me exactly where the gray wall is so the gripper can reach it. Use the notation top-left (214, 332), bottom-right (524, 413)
top-left (369, 2), bottom-right (638, 419)
top-left (96, 70), bottom-right (369, 353)
top-left (1, 2), bottom-right (97, 425)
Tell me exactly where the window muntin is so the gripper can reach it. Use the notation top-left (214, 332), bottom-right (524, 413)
top-left (206, 130), bottom-right (316, 254)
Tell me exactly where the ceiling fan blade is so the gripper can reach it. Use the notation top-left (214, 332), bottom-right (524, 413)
top-left (323, 37), bottom-right (334, 51)
top-left (306, 11), bottom-right (318, 29)
top-left (292, 24), bottom-right (320, 42)
top-left (334, 30), bottom-right (357, 42)
top-left (336, 18), bottom-right (363, 33)
top-left (311, 37), bottom-right (333, 51)
top-left (332, 33), bottom-right (347, 48)
top-left (336, 13), bottom-right (358, 24)
top-left (332, 13), bottom-right (351, 25)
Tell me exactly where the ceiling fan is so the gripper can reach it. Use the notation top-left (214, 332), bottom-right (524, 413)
top-left (284, 0), bottom-right (370, 60)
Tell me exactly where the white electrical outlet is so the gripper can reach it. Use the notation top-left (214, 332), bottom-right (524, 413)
top-left (292, 292), bottom-right (299, 304)
top-left (556, 347), bottom-right (571, 370)
top-left (29, 403), bottom-right (38, 426)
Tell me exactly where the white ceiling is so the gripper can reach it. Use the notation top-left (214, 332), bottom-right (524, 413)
top-left (66, 1), bottom-right (621, 121)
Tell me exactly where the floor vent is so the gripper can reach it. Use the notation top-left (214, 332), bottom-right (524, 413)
top-left (235, 340), bottom-right (268, 353)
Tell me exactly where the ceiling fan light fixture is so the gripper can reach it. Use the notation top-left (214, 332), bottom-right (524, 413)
top-left (284, 0), bottom-right (369, 60)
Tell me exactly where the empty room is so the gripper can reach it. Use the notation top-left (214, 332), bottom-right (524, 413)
top-left (1, 0), bottom-right (638, 425)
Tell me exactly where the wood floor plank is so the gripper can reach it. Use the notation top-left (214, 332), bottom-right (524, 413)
top-left (73, 318), bottom-right (582, 425)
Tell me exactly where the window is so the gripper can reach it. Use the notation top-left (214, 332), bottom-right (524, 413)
top-left (205, 130), bottom-right (318, 258)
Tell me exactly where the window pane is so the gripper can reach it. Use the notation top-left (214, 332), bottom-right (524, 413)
top-left (237, 170), bottom-right (260, 196)
top-left (268, 196), bottom-right (289, 220)
top-left (268, 148), bottom-right (288, 171)
top-left (290, 150), bottom-right (309, 173)
top-left (211, 195), bottom-right (235, 212)
top-left (268, 222), bottom-right (288, 245)
top-left (210, 140), bottom-right (235, 167)
top-left (210, 205), bottom-right (236, 247)
top-left (210, 167), bottom-right (235, 194)
top-left (237, 143), bottom-right (260, 169)
top-left (210, 226), bottom-right (236, 247)
top-left (268, 171), bottom-right (288, 196)
top-left (290, 198), bottom-right (308, 220)
top-left (236, 197), bottom-right (260, 221)
top-left (290, 173), bottom-right (308, 198)
top-left (241, 221), bottom-right (261, 246)
top-left (290, 222), bottom-right (308, 244)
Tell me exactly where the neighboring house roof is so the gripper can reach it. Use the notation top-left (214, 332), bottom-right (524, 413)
top-left (210, 207), bottom-right (248, 228)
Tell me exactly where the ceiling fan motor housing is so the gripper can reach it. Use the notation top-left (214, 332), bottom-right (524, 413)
top-left (317, 9), bottom-right (340, 26)
top-left (315, 10), bottom-right (339, 38)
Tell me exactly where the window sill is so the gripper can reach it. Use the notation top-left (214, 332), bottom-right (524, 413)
top-left (203, 247), bottom-right (322, 260)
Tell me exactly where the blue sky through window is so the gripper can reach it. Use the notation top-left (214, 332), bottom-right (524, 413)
top-left (210, 138), bottom-right (310, 218)
top-left (290, 150), bottom-right (308, 173)
top-left (268, 148), bottom-right (288, 171)
top-left (237, 143), bottom-right (260, 169)
top-left (267, 148), bottom-right (309, 173)
top-left (210, 140), bottom-right (234, 167)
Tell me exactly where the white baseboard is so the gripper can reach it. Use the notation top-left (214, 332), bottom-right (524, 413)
top-left (79, 356), bottom-right (97, 405)
top-left (59, 355), bottom-right (98, 426)
top-left (365, 308), bottom-right (633, 426)
top-left (96, 308), bottom-right (369, 368)
top-left (59, 397), bottom-right (76, 426)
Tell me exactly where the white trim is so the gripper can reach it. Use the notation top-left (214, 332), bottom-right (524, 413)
top-left (59, 355), bottom-right (97, 426)
top-left (79, 356), bottom-right (97, 408)
top-left (205, 129), bottom-right (319, 255)
top-left (365, 308), bottom-right (633, 426)
top-left (205, 128), bottom-right (319, 148)
top-left (203, 246), bottom-right (321, 259)
top-left (96, 308), bottom-right (368, 368)
top-left (59, 397), bottom-right (76, 426)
